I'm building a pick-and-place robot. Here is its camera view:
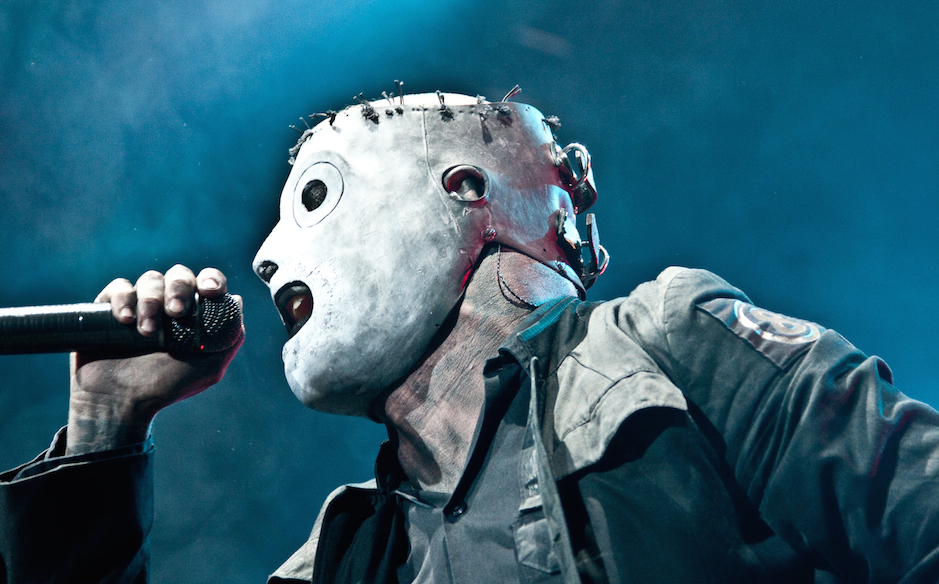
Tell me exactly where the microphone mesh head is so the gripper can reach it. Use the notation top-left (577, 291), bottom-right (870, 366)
top-left (168, 294), bottom-right (242, 353)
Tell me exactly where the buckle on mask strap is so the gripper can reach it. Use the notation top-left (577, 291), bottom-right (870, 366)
top-left (556, 143), bottom-right (598, 213)
top-left (556, 209), bottom-right (609, 289)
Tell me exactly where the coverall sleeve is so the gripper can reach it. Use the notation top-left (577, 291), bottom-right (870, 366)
top-left (0, 429), bottom-right (154, 584)
top-left (625, 267), bottom-right (939, 583)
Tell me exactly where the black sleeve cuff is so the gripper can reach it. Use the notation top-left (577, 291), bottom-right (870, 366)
top-left (0, 426), bottom-right (154, 483)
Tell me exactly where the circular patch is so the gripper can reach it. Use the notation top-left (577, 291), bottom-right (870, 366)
top-left (733, 300), bottom-right (821, 344)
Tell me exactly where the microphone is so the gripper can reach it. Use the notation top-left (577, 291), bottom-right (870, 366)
top-left (0, 294), bottom-right (242, 355)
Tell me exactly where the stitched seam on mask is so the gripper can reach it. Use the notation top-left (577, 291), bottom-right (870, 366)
top-left (419, 108), bottom-right (456, 233)
top-left (421, 109), bottom-right (435, 191)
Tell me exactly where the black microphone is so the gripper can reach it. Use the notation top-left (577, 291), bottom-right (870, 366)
top-left (0, 294), bottom-right (242, 355)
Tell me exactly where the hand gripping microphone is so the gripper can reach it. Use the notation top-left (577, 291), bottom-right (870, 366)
top-left (0, 294), bottom-right (242, 355)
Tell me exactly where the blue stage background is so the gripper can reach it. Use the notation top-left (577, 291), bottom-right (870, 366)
top-left (1, 0), bottom-right (937, 581)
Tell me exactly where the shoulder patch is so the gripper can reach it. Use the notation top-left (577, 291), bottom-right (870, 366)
top-left (698, 297), bottom-right (825, 368)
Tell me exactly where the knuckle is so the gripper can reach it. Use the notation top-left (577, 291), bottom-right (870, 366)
top-left (197, 268), bottom-right (226, 293)
top-left (167, 263), bottom-right (195, 278)
top-left (137, 294), bottom-right (162, 307)
top-left (114, 288), bottom-right (137, 303)
top-left (136, 270), bottom-right (166, 296)
top-left (165, 277), bottom-right (194, 294)
top-left (136, 297), bottom-right (162, 316)
top-left (200, 266), bottom-right (224, 277)
top-left (101, 278), bottom-right (132, 296)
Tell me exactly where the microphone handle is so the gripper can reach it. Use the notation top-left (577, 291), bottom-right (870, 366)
top-left (0, 294), bottom-right (241, 355)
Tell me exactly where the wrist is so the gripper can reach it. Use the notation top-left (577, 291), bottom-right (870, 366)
top-left (66, 392), bottom-right (153, 455)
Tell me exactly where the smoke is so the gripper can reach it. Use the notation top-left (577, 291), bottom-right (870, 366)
top-left (1, 0), bottom-right (937, 581)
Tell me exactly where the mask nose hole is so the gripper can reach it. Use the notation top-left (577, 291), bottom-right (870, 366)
top-left (256, 260), bottom-right (279, 283)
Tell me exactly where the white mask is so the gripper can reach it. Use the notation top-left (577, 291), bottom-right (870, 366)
top-left (253, 92), bottom-right (601, 417)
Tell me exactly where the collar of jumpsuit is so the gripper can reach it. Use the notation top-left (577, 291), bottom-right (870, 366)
top-left (252, 90), bottom-right (603, 419)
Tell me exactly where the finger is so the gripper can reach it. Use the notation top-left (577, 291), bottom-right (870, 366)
top-left (95, 278), bottom-right (137, 324)
top-left (196, 267), bottom-right (228, 298)
top-left (164, 264), bottom-right (197, 317)
top-left (135, 270), bottom-right (166, 336)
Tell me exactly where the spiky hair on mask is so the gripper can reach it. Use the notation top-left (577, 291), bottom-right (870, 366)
top-left (285, 84), bottom-right (561, 165)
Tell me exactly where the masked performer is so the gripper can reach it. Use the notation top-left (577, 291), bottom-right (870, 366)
top-left (3, 91), bottom-right (939, 584)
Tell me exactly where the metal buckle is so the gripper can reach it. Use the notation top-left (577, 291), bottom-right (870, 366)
top-left (556, 209), bottom-right (609, 290)
top-left (580, 213), bottom-right (609, 288)
top-left (556, 142), bottom-right (598, 212)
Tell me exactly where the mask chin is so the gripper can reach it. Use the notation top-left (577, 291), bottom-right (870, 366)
top-left (285, 366), bottom-right (377, 417)
top-left (297, 281), bottom-right (471, 420)
top-left (276, 242), bottom-right (475, 418)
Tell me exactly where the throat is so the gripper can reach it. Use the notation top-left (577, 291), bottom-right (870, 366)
top-left (384, 365), bottom-right (486, 493)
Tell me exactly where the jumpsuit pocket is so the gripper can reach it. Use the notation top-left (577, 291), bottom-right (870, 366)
top-left (512, 497), bottom-right (561, 574)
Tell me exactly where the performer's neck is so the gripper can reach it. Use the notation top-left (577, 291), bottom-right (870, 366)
top-left (380, 247), bottom-right (577, 493)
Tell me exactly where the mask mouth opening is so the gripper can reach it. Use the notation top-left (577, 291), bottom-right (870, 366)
top-left (274, 281), bottom-right (313, 338)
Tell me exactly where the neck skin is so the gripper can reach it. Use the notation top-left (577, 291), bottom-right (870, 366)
top-left (379, 246), bottom-right (578, 494)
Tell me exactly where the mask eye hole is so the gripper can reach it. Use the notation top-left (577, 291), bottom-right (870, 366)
top-left (302, 179), bottom-right (327, 211)
top-left (292, 162), bottom-right (343, 228)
